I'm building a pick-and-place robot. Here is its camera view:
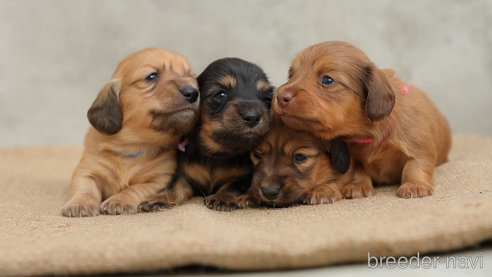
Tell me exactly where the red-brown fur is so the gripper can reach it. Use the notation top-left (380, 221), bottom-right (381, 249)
top-left (239, 117), bottom-right (354, 207)
top-left (273, 41), bottom-right (451, 198)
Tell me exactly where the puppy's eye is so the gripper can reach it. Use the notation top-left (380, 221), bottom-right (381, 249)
top-left (263, 96), bottom-right (272, 106)
top-left (145, 72), bottom-right (158, 81)
top-left (292, 153), bottom-right (307, 164)
top-left (253, 151), bottom-right (263, 159)
top-left (213, 90), bottom-right (227, 101)
top-left (320, 75), bottom-right (334, 86)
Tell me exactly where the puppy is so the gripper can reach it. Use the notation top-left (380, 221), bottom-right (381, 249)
top-left (239, 117), bottom-right (352, 208)
top-left (273, 41), bottom-right (451, 199)
top-left (61, 48), bottom-right (199, 217)
top-left (138, 58), bottom-right (274, 211)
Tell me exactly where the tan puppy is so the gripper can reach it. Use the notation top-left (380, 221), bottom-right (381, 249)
top-left (240, 117), bottom-right (353, 208)
top-left (61, 48), bottom-right (199, 217)
top-left (274, 41), bottom-right (451, 198)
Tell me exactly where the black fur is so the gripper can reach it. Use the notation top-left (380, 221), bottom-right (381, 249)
top-left (198, 58), bottom-right (273, 153)
top-left (329, 138), bottom-right (351, 174)
top-left (183, 58), bottom-right (274, 209)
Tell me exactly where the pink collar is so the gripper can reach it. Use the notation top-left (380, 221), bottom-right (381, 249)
top-left (353, 84), bottom-right (411, 144)
top-left (354, 137), bottom-right (373, 143)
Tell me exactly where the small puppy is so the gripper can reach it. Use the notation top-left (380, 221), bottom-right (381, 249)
top-left (273, 41), bottom-right (451, 198)
top-left (138, 58), bottom-right (274, 211)
top-left (61, 48), bottom-right (199, 217)
top-left (240, 117), bottom-right (352, 208)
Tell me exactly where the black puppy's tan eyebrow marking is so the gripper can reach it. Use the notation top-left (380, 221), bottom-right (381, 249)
top-left (218, 75), bottom-right (237, 88)
top-left (256, 80), bottom-right (271, 92)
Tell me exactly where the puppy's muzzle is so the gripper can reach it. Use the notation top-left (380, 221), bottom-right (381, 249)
top-left (179, 86), bottom-right (199, 104)
top-left (261, 186), bottom-right (280, 200)
top-left (240, 110), bottom-right (261, 128)
top-left (277, 91), bottom-right (293, 108)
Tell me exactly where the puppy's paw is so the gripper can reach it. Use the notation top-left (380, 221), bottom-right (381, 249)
top-left (61, 198), bottom-right (100, 217)
top-left (236, 193), bottom-right (259, 209)
top-left (342, 182), bottom-right (374, 199)
top-left (397, 182), bottom-right (433, 198)
top-left (138, 199), bottom-right (173, 213)
top-left (305, 185), bottom-right (342, 205)
top-left (101, 197), bottom-right (137, 215)
top-left (204, 193), bottom-right (239, 211)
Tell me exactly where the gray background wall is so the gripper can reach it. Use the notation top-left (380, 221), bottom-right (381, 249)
top-left (1, 0), bottom-right (491, 147)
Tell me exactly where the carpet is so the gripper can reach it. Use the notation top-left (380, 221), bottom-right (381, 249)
top-left (0, 135), bottom-right (491, 276)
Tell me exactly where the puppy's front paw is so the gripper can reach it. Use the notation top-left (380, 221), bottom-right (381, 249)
top-left (342, 182), bottom-right (374, 199)
top-left (204, 193), bottom-right (239, 211)
top-left (397, 182), bottom-right (433, 198)
top-left (138, 199), bottom-right (173, 213)
top-left (101, 196), bottom-right (137, 215)
top-left (61, 198), bottom-right (100, 217)
top-left (305, 185), bottom-right (342, 205)
top-left (236, 193), bottom-right (259, 208)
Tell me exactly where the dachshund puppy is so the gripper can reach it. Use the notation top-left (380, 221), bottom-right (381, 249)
top-left (61, 48), bottom-right (199, 217)
top-left (138, 58), bottom-right (273, 211)
top-left (239, 117), bottom-right (352, 208)
top-left (273, 41), bottom-right (451, 199)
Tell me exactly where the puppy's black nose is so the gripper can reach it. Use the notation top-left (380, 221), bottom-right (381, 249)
top-left (261, 186), bottom-right (280, 200)
top-left (240, 111), bottom-right (261, 127)
top-left (179, 86), bottom-right (199, 103)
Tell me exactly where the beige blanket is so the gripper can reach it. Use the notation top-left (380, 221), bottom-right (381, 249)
top-left (0, 135), bottom-right (491, 276)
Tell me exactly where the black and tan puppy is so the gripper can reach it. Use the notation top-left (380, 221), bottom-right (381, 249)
top-left (139, 58), bottom-right (273, 211)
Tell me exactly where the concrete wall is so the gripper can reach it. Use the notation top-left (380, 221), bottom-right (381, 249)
top-left (1, 0), bottom-right (491, 147)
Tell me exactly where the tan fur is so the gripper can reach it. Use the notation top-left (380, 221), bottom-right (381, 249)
top-left (240, 119), bottom-right (353, 207)
top-left (213, 167), bottom-right (251, 185)
top-left (183, 163), bottom-right (211, 187)
top-left (199, 113), bottom-right (230, 154)
top-left (273, 41), bottom-right (451, 198)
top-left (218, 75), bottom-right (237, 88)
top-left (256, 80), bottom-right (271, 92)
top-left (61, 48), bottom-right (199, 217)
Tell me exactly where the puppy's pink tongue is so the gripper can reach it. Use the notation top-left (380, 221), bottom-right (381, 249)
top-left (178, 138), bottom-right (189, 152)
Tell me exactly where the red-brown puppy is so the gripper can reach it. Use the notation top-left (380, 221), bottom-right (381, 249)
top-left (240, 117), bottom-right (353, 207)
top-left (273, 41), bottom-right (451, 198)
top-left (61, 48), bottom-right (199, 217)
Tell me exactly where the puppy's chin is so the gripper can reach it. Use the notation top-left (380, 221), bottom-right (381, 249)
top-left (211, 130), bottom-right (265, 153)
top-left (150, 108), bottom-right (198, 136)
top-left (210, 116), bottom-right (271, 153)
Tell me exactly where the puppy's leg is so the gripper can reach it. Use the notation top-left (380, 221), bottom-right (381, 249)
top-left (397, 158), bottom-right (434, 198)
top-left (305, 184), bottom-right (343, 205)
top-left (205, 176), bottom-right (251, 211)
top-left (342, 164), bottom-right (374, 199)
top-left (138, 176), bottom-right (193, 212)
top-left (101, 176), bottom-right (170, 215)
top-left (61, 175), bottom-right (102, 217)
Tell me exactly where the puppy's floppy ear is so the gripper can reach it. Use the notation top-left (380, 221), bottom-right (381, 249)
top-left (330, 138), bottom-right (351, 174)
top-left (364, 65), bottom-right (395, 121)
top-left (87, 81), bottom-right (123, 135)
